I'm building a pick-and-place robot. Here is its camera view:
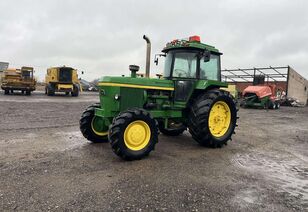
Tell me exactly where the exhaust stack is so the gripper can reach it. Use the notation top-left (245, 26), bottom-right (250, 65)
top-left (143, 35), bottom-right (151, 78)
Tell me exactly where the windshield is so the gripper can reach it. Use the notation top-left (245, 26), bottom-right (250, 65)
top-left (163, 51), bottom-right (198, 78)
top-left (22, 71), bottom-right (32, 79)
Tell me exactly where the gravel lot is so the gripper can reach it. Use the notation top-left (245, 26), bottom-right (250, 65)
top-left (0, 91), bottom-right (307, 211)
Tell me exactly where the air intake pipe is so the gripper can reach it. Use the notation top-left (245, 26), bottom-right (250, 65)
top-left (143, 35), bottom-right (151, 78)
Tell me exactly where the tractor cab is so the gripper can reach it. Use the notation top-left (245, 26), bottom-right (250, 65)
top-left (161, 36), bottom-right (222, 81)
top-left (159, 36), bottom-right (223, 101)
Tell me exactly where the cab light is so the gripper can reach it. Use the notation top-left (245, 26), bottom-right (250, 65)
top-left (189, 35), bottom-right (201, 42)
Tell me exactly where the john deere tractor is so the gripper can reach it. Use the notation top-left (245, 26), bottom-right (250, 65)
top-left (80, 35), bottom-right (238, 160)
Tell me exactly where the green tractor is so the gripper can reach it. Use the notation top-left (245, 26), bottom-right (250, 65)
top-left (80, 35), bottom-right (238, 160)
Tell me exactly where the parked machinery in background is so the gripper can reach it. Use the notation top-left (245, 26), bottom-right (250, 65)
top-left (45, 66), bottom-right (81, 96)
top-left (1, 66), bottom-right (36, 95)
top-left (241, 84), bottom-right (281, 109)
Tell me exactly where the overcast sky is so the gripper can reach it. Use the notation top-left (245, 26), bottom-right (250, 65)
top-left (0, 0), bottom-right (307, 81)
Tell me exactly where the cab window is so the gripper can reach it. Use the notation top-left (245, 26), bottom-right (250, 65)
top-left (172, 52), bottom-right (197, 78)
top-left (200, 54), bottom-right (220, 80)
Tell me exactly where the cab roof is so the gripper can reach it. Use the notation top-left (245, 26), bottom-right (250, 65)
top-left (162, 35), bottom-right (221, 54)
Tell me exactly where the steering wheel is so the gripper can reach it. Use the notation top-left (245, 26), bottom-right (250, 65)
top-left (174, 69), bottom-right (187, 77)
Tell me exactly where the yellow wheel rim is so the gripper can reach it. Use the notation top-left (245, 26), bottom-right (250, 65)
top-left (208, 101), bottom-right (231, 138)
top-left (124, 120), bottom-right (151, 151)
top-left (91, 117), bottom-right (108, 136)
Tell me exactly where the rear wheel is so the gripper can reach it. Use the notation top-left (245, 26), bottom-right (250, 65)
top-left (109, 108), bottom-right (158, 160)
top-left (71, 84), bottom-right (79, 97)
top-left (4, 89), bottom-right (9, 95)
top-left (188, 89), bottom-right (238, 147)
top-left (80, 103), bottom-right (108, 143)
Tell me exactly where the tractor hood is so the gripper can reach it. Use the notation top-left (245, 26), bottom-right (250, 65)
top-left (98, 76), bottom-right (174, 91)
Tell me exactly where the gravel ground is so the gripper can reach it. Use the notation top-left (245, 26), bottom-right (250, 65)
top-left (0, 91), bottom-right (307, 211)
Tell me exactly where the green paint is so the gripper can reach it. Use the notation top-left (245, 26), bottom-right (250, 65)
top-left (244, 95), bottom-right (270, 108)
top-left (100, 76), bottom-right (174, 89)
top-left (195, 80), bottom-right (228, 89)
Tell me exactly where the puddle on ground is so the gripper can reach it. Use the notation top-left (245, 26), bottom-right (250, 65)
top-left (232, 152), bottom-right (308, 203)
top-left (232, 188), bottom-right (265, 209)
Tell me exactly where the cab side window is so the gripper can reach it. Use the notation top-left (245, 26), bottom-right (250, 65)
top-left (200, 54), bottom-right (220, 80)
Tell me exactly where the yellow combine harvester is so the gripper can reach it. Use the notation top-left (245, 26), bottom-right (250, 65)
top-left (1, 66), bottom-right (36, 95)
top-left (45, 66), bottom-right (81, 96)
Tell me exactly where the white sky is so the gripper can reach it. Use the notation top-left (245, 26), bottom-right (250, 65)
top-left (0, 0), bottom-right (307, 81)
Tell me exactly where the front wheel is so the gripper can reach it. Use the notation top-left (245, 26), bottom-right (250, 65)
top-left (109, 108), bottom-right (158, 160)
top-left (188, 89), bottom-right (238, 147)
top-left (80, 103), bottom-right (108, 143)
top-left (47, 84), bottom-right (54, 96)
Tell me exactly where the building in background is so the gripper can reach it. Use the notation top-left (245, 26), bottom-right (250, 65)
top-left (222, 66), bottom-right (308, 106)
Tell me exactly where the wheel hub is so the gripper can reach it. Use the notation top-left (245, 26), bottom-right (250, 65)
top-left (91, 116), bottom-right (108, 136)
top-left (124, 120), bottom-right (151, 151)
top-left (208, 101), bottom-right (231, 137)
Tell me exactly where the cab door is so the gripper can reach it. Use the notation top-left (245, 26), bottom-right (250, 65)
top-left (174, 80), bottom-right (195, 101)
top-left (171, 51), bottom-right (198, 102)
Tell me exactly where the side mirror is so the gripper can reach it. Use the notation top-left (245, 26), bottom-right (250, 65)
top-left (154, 54), bottom-right (159, 66)
top-left (203, 51), bottom-right (211, 62)
top-left (154, 53), bottom-right (166, 66)
top-left (154, 57), bottom-right (159, 66)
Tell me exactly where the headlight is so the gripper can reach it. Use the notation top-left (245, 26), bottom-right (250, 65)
top-left (114, 94), bottom-right (120, 100)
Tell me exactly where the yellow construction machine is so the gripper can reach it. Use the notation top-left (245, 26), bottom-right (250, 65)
top-left (45, 66), bottom-right (81, 96)
top-left (1, 66), bottom-right (36, 95)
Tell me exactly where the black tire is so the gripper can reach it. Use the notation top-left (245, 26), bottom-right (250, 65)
top-left (188, 89), bottom-right (238, 148)
top-left (65, 92), bottom-right (69, 96)
top-left (71, 84), bottom-right (79, 97)
top-left (158, 121), bottom-right (186, 136)
top-left (268, 100), bottom-right (275, 109)
top-left (4, 89), bottom-right (9, 95)
top-left (47, 84), bottom-right (54, 96)
top-left (275, 102), bottom-right (280, 109)
top-left (109, 108), bottom-right (158, 160)
top-left (80, 103), bottom-right (108, 143)
top-left (21, 90), bottom-right (25, 94)
top-left (25, 90), bottom-right (31, 95)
